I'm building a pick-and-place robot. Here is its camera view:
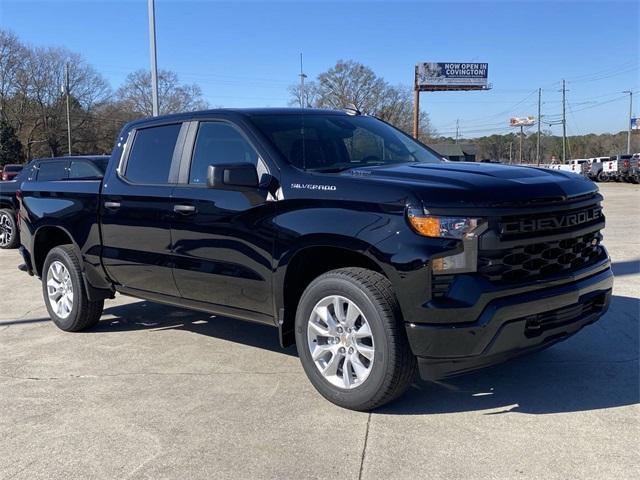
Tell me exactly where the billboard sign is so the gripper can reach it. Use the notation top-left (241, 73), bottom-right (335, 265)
top-left (510, 116), bottom-right (536, 127)
top-left (632, 118), bottom-right (639, 130)
top-left (416, 63), bottom-right (488, 88)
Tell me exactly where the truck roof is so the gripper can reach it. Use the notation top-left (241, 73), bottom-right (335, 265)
top-left (122, 108), bottom-right (350, 130)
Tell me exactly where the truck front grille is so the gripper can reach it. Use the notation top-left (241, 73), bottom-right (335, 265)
top-left (478, 231), bottom-right (604, 284)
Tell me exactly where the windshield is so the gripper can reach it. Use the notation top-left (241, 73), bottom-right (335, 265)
top-left (249, 113), bottom-right (443, 172)
top-left (4, 165), bottom-right (23, 172)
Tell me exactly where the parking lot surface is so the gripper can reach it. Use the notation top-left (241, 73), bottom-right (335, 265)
top-left (1, 182), bottom-right (638, 480)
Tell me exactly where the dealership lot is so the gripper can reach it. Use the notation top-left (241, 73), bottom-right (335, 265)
top-left (0, 182), bottom-right (638, 480)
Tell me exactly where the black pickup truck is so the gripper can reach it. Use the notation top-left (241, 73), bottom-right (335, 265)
top-left (17, 109), bottom-right (613, 410)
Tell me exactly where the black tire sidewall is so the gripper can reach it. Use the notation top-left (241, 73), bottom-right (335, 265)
top-left (295, 274), bottom-right (392, 409)
top-left (0, 209), bottom-right (18, 249)
top-left (42, 247), bottom-right (84, 331)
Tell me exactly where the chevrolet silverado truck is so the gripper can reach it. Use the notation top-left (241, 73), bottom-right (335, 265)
top-left (17, 109), bottom-right (613, 410)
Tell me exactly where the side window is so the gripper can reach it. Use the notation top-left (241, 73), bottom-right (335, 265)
top-left (69, 161), bottom-right (104, 179)
top-left (36, 161), bottom-right (68, 181)
top-left (189, 122), bottom-right (259, 185)
top-left (125, 123), bottom-right (181, 184)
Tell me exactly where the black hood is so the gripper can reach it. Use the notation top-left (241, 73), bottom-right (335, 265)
top-left (348, 162), bottom-right (597, 207)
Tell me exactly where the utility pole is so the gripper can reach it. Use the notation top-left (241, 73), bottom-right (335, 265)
top-left (509, 142), bottom-right (512, 164)
top-left (413, 65), bottom-right (420, 139)
top-left (147, 0), bottom-right (159, 116)
top-left (64, 63), bottom-right (71, 156)
top-left (519, 125), bottom-right (524, 163)
top-left (298, 53), bottom-right (307, 108)
top-left (536, 87), bottom-right (541, 165)
top-left (561, 79), bottom-right (567, 163)
top-left (623, 90), bottom-right (633, 154)
top-left (455, 119), bottom-right (459, 143)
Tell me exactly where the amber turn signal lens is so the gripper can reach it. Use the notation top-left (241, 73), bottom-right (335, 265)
top-left (407, 213), bottom-right (440, 237)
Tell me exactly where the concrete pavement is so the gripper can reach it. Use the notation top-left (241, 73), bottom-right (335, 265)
top-left (1, 182), bottom-right (638, 479)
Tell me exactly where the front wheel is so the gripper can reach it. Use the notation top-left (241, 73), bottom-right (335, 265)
top-left (42, 245), bottom-right (104, 332)
top-left (0, 209), bottom-right (18, 249)
top-left (295, 268), bottom-right (416, 411)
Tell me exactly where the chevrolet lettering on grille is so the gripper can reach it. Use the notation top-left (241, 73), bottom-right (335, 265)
top-left (500, 207), bottom-right (603, 234)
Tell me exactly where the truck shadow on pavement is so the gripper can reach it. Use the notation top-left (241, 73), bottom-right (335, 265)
top-left (88, 293), bottom-right (638, 416)
top-left (92, 300), bottom-right (299, 357)
top-left (380, 294), bottom-right (639, 415)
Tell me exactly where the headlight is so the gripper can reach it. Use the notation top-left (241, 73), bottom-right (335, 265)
top-left (406, 207), bottom-right (487, 274)
top-left (407, 208), bottom-right (484, 239)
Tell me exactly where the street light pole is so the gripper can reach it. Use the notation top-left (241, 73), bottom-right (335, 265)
top-left (623, 90), bottom-right (633, 154)
top-left (148, 0), bottom-right (160, 117)
top-left (298, 53), bottom-right (307, 108)
top-left (64, 63), bottom-right (71, 155)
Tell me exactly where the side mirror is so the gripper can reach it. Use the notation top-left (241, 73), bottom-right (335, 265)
top-left (207, 163), bottom-right (259, 190)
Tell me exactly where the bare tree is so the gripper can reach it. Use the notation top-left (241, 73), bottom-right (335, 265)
top-left (24, 47), bottom-right (111, 157)
top-left (288, 60), bottom-right (436, 140)
top-left (116, 70), bottom-right (208, 116)
top-left (315, 60), bottom-right (387, 114)
top-left (0, 30), bottom-right (25, 121)
top-left (287, 80), bottom-right (320, 108)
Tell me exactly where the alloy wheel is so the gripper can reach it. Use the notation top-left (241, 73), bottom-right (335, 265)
top-left (46, 261), bottom-right (74, 319)
top-left (0, 213), bottom-right (13, 247)
top-left (307, 295), bottom-right (375, 389)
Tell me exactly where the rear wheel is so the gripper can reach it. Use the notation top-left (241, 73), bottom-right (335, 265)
top-left (0, 209), bottom-right (18, 249)
top-left (295, 268), bottom-right (416, 411)
top-left (596, 171), bottom-right (609, 183)
top-left (42, 245), bottom-right (104, 332)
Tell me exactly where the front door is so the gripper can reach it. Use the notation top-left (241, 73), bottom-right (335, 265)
top-left (170, 120), bottom-right (275, 317)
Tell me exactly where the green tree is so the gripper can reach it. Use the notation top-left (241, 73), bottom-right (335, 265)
top-left (0, 118), bottom-right (24, 166)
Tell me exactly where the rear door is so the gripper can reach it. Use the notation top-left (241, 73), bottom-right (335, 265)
top-left (100, 122), bottom-right (184, 296)
top-left (170, 119), bottom-right (276, 318)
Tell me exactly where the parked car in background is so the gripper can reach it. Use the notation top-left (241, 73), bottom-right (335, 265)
top-left (629, 153), bottom-right (640, 184)
top-left (609, 154), bottom-right (633, 182)
top-left (583, 156), bottom-right (611, 182)
top-left (0, 155), bottom-right (108, 249)
top-left (1, 164), bottom-right (24, 181)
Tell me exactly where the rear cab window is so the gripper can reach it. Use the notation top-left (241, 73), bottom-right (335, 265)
top-left (36, 161), bottom-right (69, 181)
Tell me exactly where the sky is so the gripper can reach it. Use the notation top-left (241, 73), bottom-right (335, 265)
top-left (1, 0), bottom-right (638, 138)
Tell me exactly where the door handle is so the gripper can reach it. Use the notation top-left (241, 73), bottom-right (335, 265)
top-left (173, 204), bottom-right (196, 214)
top-left (104, 201), bottom-right (121, 209)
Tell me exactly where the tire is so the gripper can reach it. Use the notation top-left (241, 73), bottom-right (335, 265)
top-left (42, 245), bottom-right (104, 332)
top-left (0, 209), bottom-right (18, 249)
top-left (295, 267), bottom-right (416, 411)
top-left (596, 171), bottom-right (609, 183)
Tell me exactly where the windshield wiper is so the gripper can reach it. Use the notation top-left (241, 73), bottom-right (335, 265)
top-left (311, 166), bottom-right (355, 173)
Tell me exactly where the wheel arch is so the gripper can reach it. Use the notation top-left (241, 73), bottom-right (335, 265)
top-left (32, 225), bottom-right (80, 278)
top-left (275, 237), bottom-right (388, 348)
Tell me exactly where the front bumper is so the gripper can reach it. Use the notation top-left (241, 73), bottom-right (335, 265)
top-left (407, 258), bottom-right (613, 379)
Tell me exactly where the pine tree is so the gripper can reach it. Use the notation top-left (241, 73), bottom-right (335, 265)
top-left (0, 119), bottom-right (24, 167)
